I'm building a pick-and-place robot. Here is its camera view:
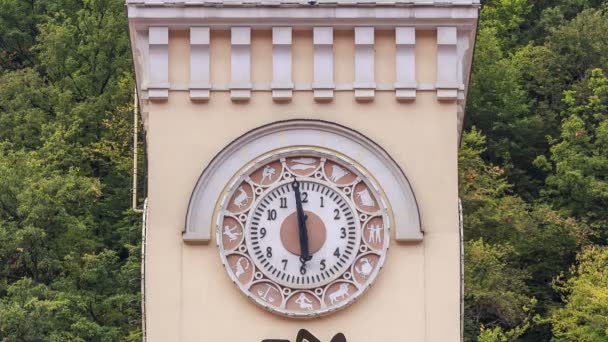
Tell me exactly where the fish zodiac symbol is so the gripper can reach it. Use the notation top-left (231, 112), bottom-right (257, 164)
top-left (290, 158), bottom-right (317, 171)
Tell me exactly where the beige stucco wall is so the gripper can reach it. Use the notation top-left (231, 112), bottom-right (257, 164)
top-left (143, 29), bottom-right (460, 341)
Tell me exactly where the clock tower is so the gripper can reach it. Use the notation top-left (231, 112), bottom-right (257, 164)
top-left (126, 1), bottom-right (479, 341)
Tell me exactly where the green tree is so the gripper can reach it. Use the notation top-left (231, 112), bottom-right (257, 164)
top-left (538, 68), bottom-right (608, 239)
top-left (550, 246), bottom-right (608, 341)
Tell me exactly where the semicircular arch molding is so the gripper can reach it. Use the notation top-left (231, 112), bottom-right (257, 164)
top-left (184, 119), bottom-right (422, 243)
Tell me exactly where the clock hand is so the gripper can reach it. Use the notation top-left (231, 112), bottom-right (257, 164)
top-left (292, 178), bottom-right (312, 266)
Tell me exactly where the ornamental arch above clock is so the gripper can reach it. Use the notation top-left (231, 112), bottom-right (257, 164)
top-left (185, 120), bottom-right (422, 318)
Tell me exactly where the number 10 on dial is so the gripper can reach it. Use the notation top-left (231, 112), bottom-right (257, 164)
top-left (248, 180), bottom-right (359, 289)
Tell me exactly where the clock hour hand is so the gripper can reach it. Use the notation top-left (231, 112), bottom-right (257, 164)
top-left (292, 178), bottom-right (312, 266)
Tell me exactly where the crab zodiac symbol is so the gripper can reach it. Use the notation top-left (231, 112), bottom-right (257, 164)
top-left (234, 257), bottom-right (250, 279)
top-left (354, 258), bottom-right (375, 279)
top-left (329, 284), bottom-right (350, 304)
top-left (233, 186), bottom-right (251, 209)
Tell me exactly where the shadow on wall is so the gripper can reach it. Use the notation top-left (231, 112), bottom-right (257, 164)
top-left (262, 328), bottom-right (347, 342)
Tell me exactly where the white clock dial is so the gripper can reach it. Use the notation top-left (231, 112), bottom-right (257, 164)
top-left (247, 181), bottom-right (360, 289)
top-left (216, 147), bottom-right (391, 318)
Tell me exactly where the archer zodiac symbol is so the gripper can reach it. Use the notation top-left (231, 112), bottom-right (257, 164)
top-left (354, 258), bottom-right (375, 279)
top-left (234, 257), bottom-right (250, 279)
top-left (356, 188), bottom-right (375, 207)
top-left (366, 224), bottom-right (382, 244)
top-left (329, 165), bottom-right (349, 182)
top-left (261, 165), bottom-right (276, 184)
top-left (294, 293), bottom-right (314, 310)
top-left (290, 158), bottom-right (317, 171)
top-left (329, 284), bottom-right (350, 305)
top-left (223, 225), bottom-right (242, 242)
top-left (257, 284), bottom-right (279, 303)
top-left (233, 186), bottom-right (251, 209)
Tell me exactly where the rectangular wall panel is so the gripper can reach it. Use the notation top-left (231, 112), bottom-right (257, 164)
top-left (189, 27), bottom-right (210, 100)
top-left (313, 27), bottom-right (334, 100)
top-left (230, 27), bottom-right (252, 100)
top-left (395, 27), bottom-right (417, 100)
top-left (148, 26), bottom-right (169, 100)
top-left (436, 26), bottom-right (459, 100)
top-left (271, 27), bottom-right (293, 100)
top-left (354, 27), bottom-right (375, 100)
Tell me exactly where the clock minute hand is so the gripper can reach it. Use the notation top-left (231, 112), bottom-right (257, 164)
top-left (292, 178), bottom-right (311, 264)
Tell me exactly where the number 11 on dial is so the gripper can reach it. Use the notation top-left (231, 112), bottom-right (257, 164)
top-left (248, 181), bottom-right (359, 289)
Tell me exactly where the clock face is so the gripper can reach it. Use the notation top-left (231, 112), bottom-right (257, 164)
top-left (216, 147), bottom-right (390, 318)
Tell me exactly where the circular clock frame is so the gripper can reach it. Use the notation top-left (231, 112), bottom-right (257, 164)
top-left (216, 147), bottom-right (391, 318)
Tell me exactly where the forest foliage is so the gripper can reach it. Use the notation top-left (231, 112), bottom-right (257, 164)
top-left (0, 0), bottom-right (607, 341)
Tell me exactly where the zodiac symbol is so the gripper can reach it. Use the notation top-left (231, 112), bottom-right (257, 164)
top-left (356, 188), bottom-right (375, 207)
top-left (354, 258), bottom-right (375, 279)
top-left (261, 165), bottom-right (276, 184)
top-left (366, 224), bottom-right (382, 244)
top-left (330, 165), bottom-right (349, 182)
top-left (329, 284), bottom-right (350, 304)
top-left (234, 257), bottom-right (250, 279)
top-left (257, 284), bottom-right (280, 303)
top-left (223, 225), bottom-right (242, 242)
top-left (294, 293), bottom-right (314, 310)
top-left (233, 186), bottom-right (251, 209)
top-left (290, 158), bottom-right (317, 171)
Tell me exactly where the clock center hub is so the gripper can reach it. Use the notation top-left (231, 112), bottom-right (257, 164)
top-left (280, 211), bottom-right (327, 256)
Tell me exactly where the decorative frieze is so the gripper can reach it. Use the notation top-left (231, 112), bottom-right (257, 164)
top-left (313, 27), bottom-right (335, 101)
top-left (189, 27), bottom-right (210, 100)
top-left (148, 26), bottom-right (169, 100)
top-left (395, 27), bottom-right (417, 100)
top-left (133, 25), bottom-right (474, 104)
top-left (271, 27), bottom-right (293, 101)
top-left (436, 26), bottom-right (459, 101)
top-left (230, 27), bottom-right (252, 100)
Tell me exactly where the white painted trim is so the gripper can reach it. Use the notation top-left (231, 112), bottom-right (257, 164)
top-left (184, 120), bottom-right (423, 242)
top-left (230, 27), bottom-right (252, 100)
top-left (126, 7), bottom-right (480, 30)
top-left (271, 27), bottom-right (293, 101)
top-left (436, 26), bottom-right (459, 101)
top-left (127, 0), bottom-right (480, 5)
top-left (313, 27), bottom-right (335, 100)
top-left (141, 82), bottom-right (440, 95)
top-left (354, 27), bottom-right (376, 100)
top-left (189, 27), bottom-right (211, 100)
top-left (395, 27), bottom-right (417, 100)
top-left (147, 26), bottom-right (169, 100)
